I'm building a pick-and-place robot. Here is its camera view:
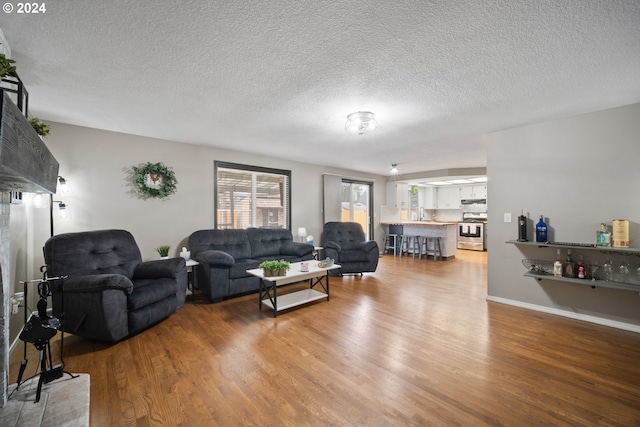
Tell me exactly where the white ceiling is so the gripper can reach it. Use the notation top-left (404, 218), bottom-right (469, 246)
top-left (1, 1), bottom-right (639, 177)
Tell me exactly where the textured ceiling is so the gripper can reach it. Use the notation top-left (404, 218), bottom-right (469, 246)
top-left (1, 1), bottom-right (639, 177)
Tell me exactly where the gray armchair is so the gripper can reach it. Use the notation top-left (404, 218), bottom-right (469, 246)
top-left (321, 222), bottom-right (379, 275)
top-left (43, 229), bottom-right (187, 342)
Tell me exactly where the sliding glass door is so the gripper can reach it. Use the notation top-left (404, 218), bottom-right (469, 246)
top-left (341, 180), bottom-right (372, 240)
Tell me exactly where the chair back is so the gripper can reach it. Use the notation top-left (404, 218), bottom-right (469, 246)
top-left (321, 222), bottom-right (365, 250)
top-left (44, 229), bottom-right (142, 278)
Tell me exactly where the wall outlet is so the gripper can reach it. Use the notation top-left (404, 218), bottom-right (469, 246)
top-left (504, 213), bottom-right (512, 223)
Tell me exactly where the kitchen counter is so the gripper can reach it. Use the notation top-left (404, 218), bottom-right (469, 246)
top-left (381, 221), bottom-right (458, 226)
top-left (381, 221), bottom-right (458, 258)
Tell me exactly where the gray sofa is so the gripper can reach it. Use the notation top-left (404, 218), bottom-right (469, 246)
top-left (189, 227), bottom-right (314, 302)
top-left (43, 229), bottom-right (188, 342)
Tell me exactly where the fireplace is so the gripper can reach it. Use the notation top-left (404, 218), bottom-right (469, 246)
top-left (0, 81), bottom-right (59, 406)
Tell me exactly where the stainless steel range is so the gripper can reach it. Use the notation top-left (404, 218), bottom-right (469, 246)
top-left (457, 212), bottom-right (487, 251)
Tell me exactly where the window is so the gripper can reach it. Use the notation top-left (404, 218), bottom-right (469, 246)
top-left (214, 161), bottom-right (290, 230)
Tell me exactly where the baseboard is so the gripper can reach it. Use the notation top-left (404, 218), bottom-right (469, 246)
top-left (486, 295), bottom-right (640, 334)
top-left (9, 333), bottom-right (22, 356)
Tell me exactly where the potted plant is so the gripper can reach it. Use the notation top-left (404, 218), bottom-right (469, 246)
top-left (275, 259), bottom-right (291, 276)
top-left (0, 51), bottom-right (16, 79)
top-left (29, 117), bottom-right (50, 137)
top-left (156, 245), bottom-right (171, 259)
top-left (259, 259), bottom-right (290, 277)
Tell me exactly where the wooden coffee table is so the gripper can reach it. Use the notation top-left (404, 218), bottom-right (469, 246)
top-left (247, 261), bottom-right (340, 317)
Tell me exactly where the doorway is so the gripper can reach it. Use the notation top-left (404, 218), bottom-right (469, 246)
top-left (341, 180), bottom-right (372, 240)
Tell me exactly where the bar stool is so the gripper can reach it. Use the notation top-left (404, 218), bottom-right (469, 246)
top-left (384, 233), bottom-right (399, 256)
top-left (400, 235), bottom-right (420, 258)
top-left (419, 236), bottom-right (443, 261)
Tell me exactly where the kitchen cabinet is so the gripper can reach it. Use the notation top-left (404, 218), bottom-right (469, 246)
top-left (436, 186), bottom-right (461, 209)
top-left (507, 240), bottom-right (640, 292)
top-left (460, 185), bottom-right (487, 199)
top-left (386, 182), bottom-right (409, 209)
top-left (419, 187), bottom-right (436, 209)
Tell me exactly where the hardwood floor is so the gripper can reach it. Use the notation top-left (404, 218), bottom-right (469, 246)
top-left (10, 250), bottom-right (640, 426)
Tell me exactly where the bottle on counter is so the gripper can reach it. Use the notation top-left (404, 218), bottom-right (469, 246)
top-left (596, 223), bottom-right (611, 247)
top-left (577, 255), bottom-right (586, 279)
top-left (562, 249), bottom-right (577, 278)
top-left (553, 249), bottom-right (563, 277)
top-left (535, 215), bottom-right (548, 242)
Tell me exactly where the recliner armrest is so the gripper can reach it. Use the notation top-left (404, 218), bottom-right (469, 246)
top-left (357, 240), bottom-right (378, 253)
top-left (195, 250), bottom-right (235, 268)
top-left (60, 274), bottom-right (134, 295)
top-left (325, 241), bottom-right (341, 252)
top-left (280, 241), bottom-right (314, 257)
top-left (133, 257), bottom-right (186, 279)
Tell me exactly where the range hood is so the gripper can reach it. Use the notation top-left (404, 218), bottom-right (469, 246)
top-left (460, 198), bottom-right (487, 205)
top-left (0, 89), bottom-right (58, 193)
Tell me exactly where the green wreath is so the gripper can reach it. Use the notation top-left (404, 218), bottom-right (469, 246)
top-left (132, 162), bottom-right (178, 199)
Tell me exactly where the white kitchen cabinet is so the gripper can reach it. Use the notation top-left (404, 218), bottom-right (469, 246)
top-left (473, 185), bottom-right (487, 198)
top-left (460, 186), bottom-right (473, 199)
top-left (460, 185), bottom-right (487, 199)
top-left (436, 186), bottom-right (461, 209)
top-left (386, 182), bottom-right (409, 209)
top-left (419, 186), bottom-right (436, 209)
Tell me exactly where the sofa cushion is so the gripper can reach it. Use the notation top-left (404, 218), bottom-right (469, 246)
top-left (129, 277), bottom-right (179, 310)
top-left (253, 254), bottom-right (304, 264)
top-left (190, 229), bottom-right (252, 260)
top-left (229, 259), bottom-right (261, 279)
top-left (280, 241), bottom-right (314, 257)
top-left (339, 249), bottom-right (372, 263)
top-left (246, 227), bottom-right (293, 258)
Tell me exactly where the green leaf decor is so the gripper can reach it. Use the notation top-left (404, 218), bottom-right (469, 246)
top-left (131, 162), bottom-right (178, 199)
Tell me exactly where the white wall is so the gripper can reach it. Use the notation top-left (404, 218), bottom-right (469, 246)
top-left (486, 103), bottom-right (640, 328)
top-left (25, 122), bottom-right (386, 277)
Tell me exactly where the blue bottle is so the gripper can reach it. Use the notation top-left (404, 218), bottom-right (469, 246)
top-left (535, 215), bottom-right (548, 242)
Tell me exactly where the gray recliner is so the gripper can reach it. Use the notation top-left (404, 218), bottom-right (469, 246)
top-left (43, 229), bottom-right (187, 342)
top-left (321, 222), bottom-right (379, 275)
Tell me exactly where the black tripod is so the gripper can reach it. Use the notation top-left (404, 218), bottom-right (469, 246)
top-left (15, 273), bottom-right (77, 402)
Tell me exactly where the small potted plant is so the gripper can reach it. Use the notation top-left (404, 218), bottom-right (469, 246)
top-left (156, 245), bottom-right (171, 259)
top-left (275, 259), bottom-right (290, 276)
top-left (259, 259), bottom-right (290, 277)
top-left (259, 260), bottom-right (278, 277)
top-left (29, 117), bottom-right (50, 137)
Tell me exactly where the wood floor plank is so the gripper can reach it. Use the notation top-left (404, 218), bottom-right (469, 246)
top-left (9, 250), bottom-right (640, 426)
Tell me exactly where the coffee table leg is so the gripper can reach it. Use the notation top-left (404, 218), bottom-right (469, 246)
top-left (272, 284), bottom-right (278, 317)
top-left (309, 272), bottom-right (330, 301)
top-left (259, 279), bottom-right (278, 317)
top-left (259, 279), bottom-right (264, 310)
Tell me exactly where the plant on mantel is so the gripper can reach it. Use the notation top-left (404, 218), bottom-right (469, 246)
top-left (29, 117), bottom-right (50, 137)
top-left (259, 259), bottom-right (291, 277)
top-left (0, 49), bottom-right (16, 78)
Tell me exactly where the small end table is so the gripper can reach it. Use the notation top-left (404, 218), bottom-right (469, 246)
top-left (185, 259), bottom-right (199, 299)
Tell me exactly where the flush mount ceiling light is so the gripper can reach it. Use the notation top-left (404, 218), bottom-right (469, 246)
top-left (389, 164), bottom-right (399, 175)
top-left (345, 111), bottom-right (377, 135)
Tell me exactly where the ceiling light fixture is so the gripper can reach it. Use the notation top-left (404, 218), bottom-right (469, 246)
top-left (390, 164), bottom-right (399, 175)
top-left (345, 111), bottom-right (377, 135)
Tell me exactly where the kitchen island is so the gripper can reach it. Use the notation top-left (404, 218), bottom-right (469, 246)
top-left (381, 221), bottom-right (458, 259)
